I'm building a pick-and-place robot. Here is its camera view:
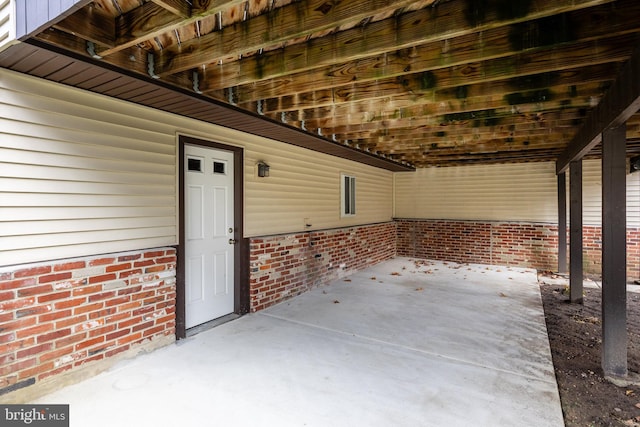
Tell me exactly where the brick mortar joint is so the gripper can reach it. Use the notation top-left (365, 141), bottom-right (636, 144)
top-left (0, 248), bottom-right (177, 279)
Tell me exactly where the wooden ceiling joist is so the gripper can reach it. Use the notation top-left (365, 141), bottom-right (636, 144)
top-left (155, 0), bottom-right (434, 77)
top-left (556, 45), bottom-right (640, 174)
top-left (201, 0), bottom-right (633, 94)
top-left (8, 0), bottom-right (640, 168)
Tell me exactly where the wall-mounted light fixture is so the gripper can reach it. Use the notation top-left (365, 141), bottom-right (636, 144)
top-left (257, 161), bottom-right (270, 177)
top-left (631, 155), bottom-right (640, 174)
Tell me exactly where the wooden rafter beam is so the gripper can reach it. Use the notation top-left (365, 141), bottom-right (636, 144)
top-left (367, 134), bottom-right (574, 149)
top-left (150, 0), bottom-right (192, 19)
top-left (201, 0), bottom-right (635, 93)
top-left (283, 101), bottom-right (599, 140)
top-left (412, 148), bottom-right (568, 165)
top-left (240, 56), bottom-right (623, 128)
top-left (383, 136), bottom-right (567, 151)
top-left (354, 123), bottom-right (595, 141)
top-left (266, 81), bottom-right (610, 135)
top-left (278, 102), bottom-right (595, 137)
top-left (232, 35), bottom-right (633, 112)
top-left (556, 46), bottom-right (640, 173)
top-left (53, 6), bottom-right (116, 47)
top-left (155, 0), bottom-right (430, 77)
top-left (157, 0), bottom-right (613, 78)
top-left (95, 0), bottom-right (247, 57)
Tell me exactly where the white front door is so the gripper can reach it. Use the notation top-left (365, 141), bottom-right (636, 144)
top-left (184, 144), bottom-right (235, 328)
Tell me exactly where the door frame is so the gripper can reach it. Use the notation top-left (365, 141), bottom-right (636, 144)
top-left (176, 135), bottom-right (249, 339)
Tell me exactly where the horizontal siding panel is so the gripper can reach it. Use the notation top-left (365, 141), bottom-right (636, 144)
top-left (582, 160), bottom-right (602, 226)
top-left (0, 126), bottom-right (175, 159)
top-left (1, 79), bottom-right (180, 138)
top-left (0, 177), bottom-right (173, 195)
top-left (1, 69), bottom-right (177, 265)
top-left (0, 102), bottom-right (175, 147)
top-left (394, 162), bottom-right (558, 222)
top-left (579, 159), bottom-right (640, 227)
top-left (0, 216), bottom-right (175, 236)
top-left (2, 69), bottom-right (395, 264)
top-left (0, 147), bottom-right (174, 175)
top-left (244, 143), bottom-right (393, 236)
top-left (627, 169), bottom-right (640, 229)
top-left (1, 226), bottom-right (177, 252)
top-left (0, 206), bottom-right (176, 222)
top-left (1, 193), bottom-right (175, 207)
top-left (396, 159), bottom-right (640, 228)
top-left (0, 162), bottom-right (175, 185)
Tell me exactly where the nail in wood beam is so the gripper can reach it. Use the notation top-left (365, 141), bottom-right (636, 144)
top-left (570, 160), bottom-right (583, 304)
top-left (558, 172), bottom-right (568, 273)
top-left (601, 124), bottom-right (628, 378)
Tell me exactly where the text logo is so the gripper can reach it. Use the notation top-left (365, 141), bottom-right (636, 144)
top-left (0, 405), bottom-right (69, 426)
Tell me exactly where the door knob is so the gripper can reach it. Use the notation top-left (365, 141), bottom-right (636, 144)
top-left (228, 238), bottom-right (238, 245)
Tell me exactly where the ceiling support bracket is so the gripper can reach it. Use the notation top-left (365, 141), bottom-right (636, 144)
top-left (192, 71), bottom-right (202, 94)
top-left (86, 41), bottom-right (102, 59)
top-left (147, 53), bottom-right (160, 79)
top-left (228, 86), bottom-right (237, 105)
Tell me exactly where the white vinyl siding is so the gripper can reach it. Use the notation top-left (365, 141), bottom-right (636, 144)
top-left (394, 162), bottom-right (559, 222)
top-left (1, 69), bottom-right (393, 265)
top-left (243, 144), bottom-right (392, 236)
top-left (581, 159), bottom-right (640, 227)
top-left (394, 159), bottom-right (640, 228)
top-left (1, 71), bottom-right (177, 266)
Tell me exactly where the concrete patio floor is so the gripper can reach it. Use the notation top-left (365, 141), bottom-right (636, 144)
top-left (35, 257), bottom-right (564, 426)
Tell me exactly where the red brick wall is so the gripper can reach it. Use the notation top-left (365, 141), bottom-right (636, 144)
top-left (396, 220), bottom-right (492, 265)
top-left (396, 219), bottom-right (559, 270)
top-left (626, 228), bottom-right (640, 280)
top-left (396, 219), bottom-right (640, 278)
top-left (491, 223), bottom-right (559, 269)
top-left (0, 248), bottom-right (176, 399)
top-left (250, 222), bottom-right (396, 311)
top-left (581, 226), bottom-right (640, 280)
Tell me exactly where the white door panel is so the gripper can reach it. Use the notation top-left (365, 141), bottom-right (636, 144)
top-left (187, 185), bottom-right (204, 240)
top-left (185, 145), bottom-right (235, 328)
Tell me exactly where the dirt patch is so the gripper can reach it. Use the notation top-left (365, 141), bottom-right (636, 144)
top-left (540, 283), bottom-right (640, 426)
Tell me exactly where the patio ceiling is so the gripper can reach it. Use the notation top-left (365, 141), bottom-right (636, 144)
top-left (4, 0), bottom-right (640, 168)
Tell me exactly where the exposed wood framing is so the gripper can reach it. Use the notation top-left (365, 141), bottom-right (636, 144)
top-left (10, 0), bottom-right (640, 168)
top-left (557, 46), bottom-right (640, 174)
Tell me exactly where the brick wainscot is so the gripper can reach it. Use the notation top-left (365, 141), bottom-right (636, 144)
top-left (249, 222), bottom-right (397, 311)
top-left (396, 219), bottom-right (640, 279)
top-left (0, 248), bottom-right (176, 403)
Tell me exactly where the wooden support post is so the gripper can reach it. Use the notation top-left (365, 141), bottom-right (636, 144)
top-left (570, 160), bottom-right (583, 304)
top-left (558, 172), bottom-right (568, 274)
top-left (601, 124), bottom-right (628, 378)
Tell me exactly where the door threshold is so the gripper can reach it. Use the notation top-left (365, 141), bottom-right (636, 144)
top-left (186, 313), bottom-right (241, 337)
